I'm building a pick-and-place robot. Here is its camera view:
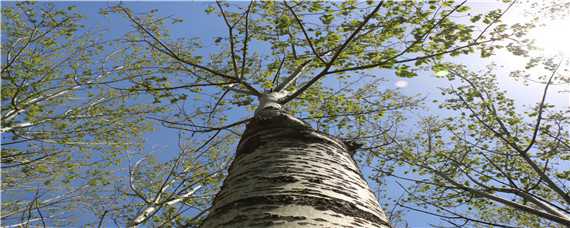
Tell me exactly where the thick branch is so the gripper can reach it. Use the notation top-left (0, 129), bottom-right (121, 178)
top-left (273, 59), bottom-right (312, 93)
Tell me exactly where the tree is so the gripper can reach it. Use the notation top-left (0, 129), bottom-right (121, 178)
top-left (362, 1), bottom-right (570, 226)
top-left (373, 58), bottom-right (570, 227)
top-left (2, 0), bottom-right (529, 226)
top-left (122, 132), bottom-right (235, 227)
top-left (110, 0), bottom-right (525, 226)
top-left (0, 2), bottom-right (163, 226)
top-left (200, 108), bottom-right (392, 227)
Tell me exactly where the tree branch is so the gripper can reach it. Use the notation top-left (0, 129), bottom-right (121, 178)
top-left (216, 1), bottom-right (240, 78)
top-left (118, 6), bottom-right (261, 96)
top-left (284, 2), bottom-right (326, 64)
top-left (282, 0), bottom-right (385, 104)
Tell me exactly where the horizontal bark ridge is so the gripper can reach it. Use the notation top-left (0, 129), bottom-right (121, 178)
top-left (201, 107), bottom-right (390, 227)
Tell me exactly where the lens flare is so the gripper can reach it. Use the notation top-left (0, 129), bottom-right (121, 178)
top-left (395, 80), bottom-right (408, 88)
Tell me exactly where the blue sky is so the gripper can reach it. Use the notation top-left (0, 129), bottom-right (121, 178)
top-left (3, 1), bottom-right (569, 227)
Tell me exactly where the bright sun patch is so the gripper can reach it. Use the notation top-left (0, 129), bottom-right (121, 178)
top-left (395, 80), bottom-right (409, 88)
top-left (529, 19), bottom-right (570, 56)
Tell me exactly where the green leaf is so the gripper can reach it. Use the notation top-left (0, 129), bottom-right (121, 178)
top-left (457, 5), bottom-right (470, 13)
top-left (432, 64), bottom-right (450, 77)
top-left (36, 164), bottom-right (49, 173)
top-left (395, 65), bottom-right (417, 78)
top-left (205, 6), bottom-right (215, 14)
top-left (88, 178), bottom-right (98, 186)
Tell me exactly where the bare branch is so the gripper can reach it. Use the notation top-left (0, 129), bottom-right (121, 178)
top-left (150, 117), bottom-right (251, 133)
top-left (523, 60), bottom-right (561, 153)
top-left (216, 1), bottom-right (240, 78)
top-left (328, 0), bottom-right (515, 75)
top-left (270, 55), bottom-right (287, 91)
top-left (240, 1), bottom-right (255, 79)
top-left (97, 210), bottom-right (108, 228)
top-left (117, 6), bottom-right (261, 96)
top-left (284, 2), bottom-right (326, 64)
top-left (282, 1), bottom-right (384, 103)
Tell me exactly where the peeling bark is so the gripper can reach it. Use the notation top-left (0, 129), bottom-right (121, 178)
top-left (202, 107), bottom-right (389, 227)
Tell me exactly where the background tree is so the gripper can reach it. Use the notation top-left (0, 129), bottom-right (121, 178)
top-left (364, 1), bottom-right (570, 226)
top-left (372, 59), bottom-right (570, 227)
top-left (0, 2), bottom-right (165, 226)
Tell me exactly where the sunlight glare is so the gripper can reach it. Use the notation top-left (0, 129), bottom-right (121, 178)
top-left (395, 80), bottom-right (408, 88)
top-left (529, 19), bottom-right (570, 56)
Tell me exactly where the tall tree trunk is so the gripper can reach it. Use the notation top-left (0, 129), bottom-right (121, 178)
top-left (201, 107), bottom-right (390, 227)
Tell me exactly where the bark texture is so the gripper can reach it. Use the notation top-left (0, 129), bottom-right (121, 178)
top-left (201, 108), bottom-right (390, 227)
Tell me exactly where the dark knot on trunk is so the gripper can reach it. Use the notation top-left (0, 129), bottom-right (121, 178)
top-left (343, 140), bottom-right (363, 156)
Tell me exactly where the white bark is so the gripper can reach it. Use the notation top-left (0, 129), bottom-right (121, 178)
top-left (255, 92), bottom-right (288, 113)
top-left (1, 65), bottom-right (120, 124)
top-left (273, 59), bottom-right (312, 93)
top-left (129, 185), bottom-right (202, 228)
top-left (201, 108), bottom-right (389, 227)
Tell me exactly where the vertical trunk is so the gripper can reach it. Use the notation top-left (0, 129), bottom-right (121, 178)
top-left (202, 108), bottom-right (390, 227)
